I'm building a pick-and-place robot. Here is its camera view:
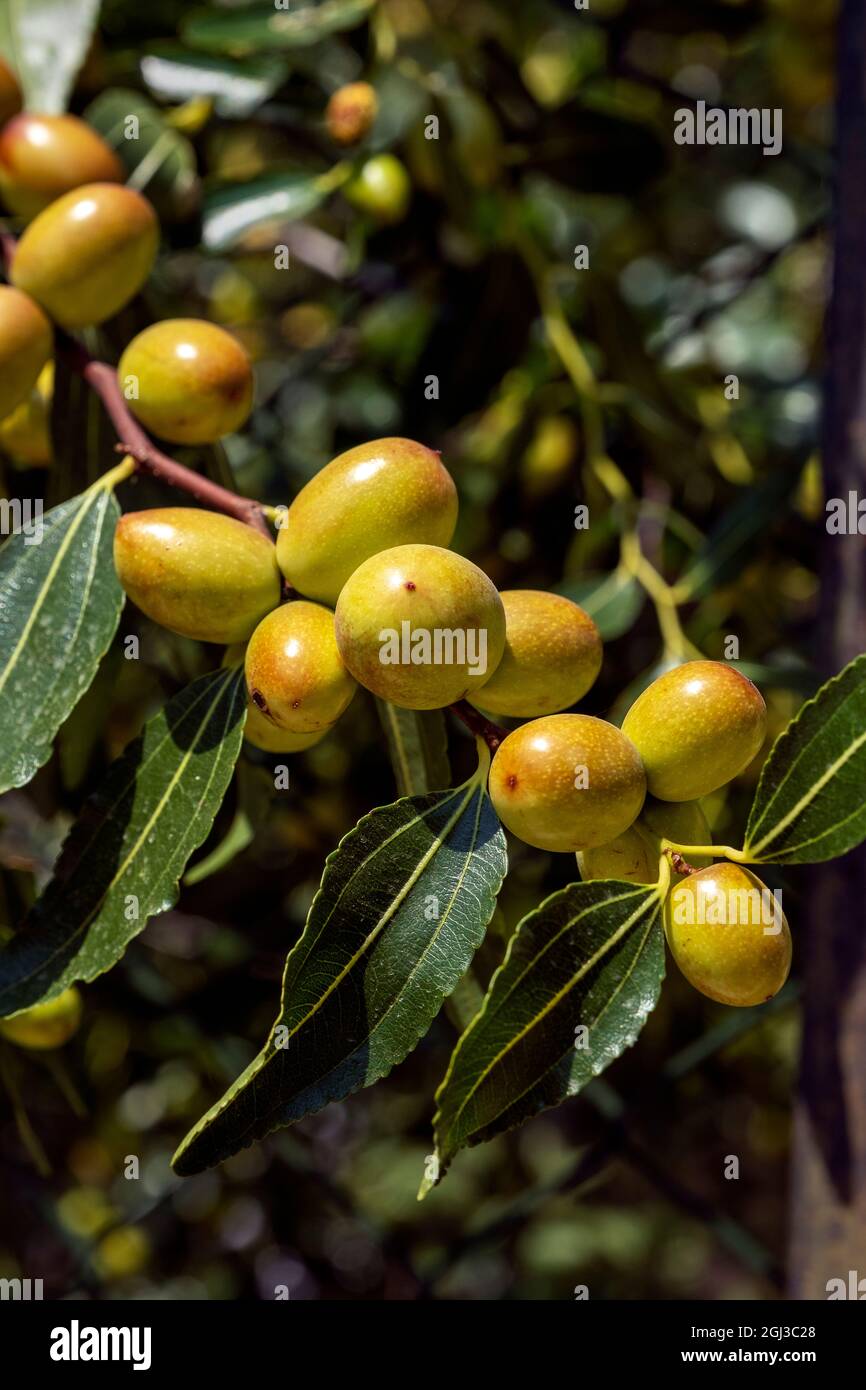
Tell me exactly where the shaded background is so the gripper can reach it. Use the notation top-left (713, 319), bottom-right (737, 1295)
top-left (0, 0), bottom-right (838, 1300)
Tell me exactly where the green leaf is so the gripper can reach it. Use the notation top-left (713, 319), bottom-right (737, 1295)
top-left (184, 762), bottom-right (272, 886)
top-left (675, 468), bottom-right (801, 602)
top-left (0, 668), bottom-right (246, 1015)
top-left (0, 481), bottom-right (123, 795)
top-left (426, 880), bottom-right (665, 1189)
top-left (743, 654), bottom-right (866, 865)
top-left (182, 0), bottom-right (375, 56)
top-left (557, 567), bottom-right (644, 640)
top-left (84, 88), bottom-right (200, 222)
top-left (202, 172), bottom-right (329, 251)
top-left (140, 48), bottom-right (289, 119)
top-left (0, 0), bottom-right (99, 114)
top-left (172, 744), bottom-right (507, 1175)
top-left (376, 700), bottom-right (451, 798)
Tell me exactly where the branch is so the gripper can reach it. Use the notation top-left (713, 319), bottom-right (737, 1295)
top-left (449, 700), bottom-right (506, 752)
top-left (0, 231), bottom-right (271, 537)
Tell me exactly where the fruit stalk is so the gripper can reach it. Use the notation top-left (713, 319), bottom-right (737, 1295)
top-left (449, 699), bottom-right (506, 752)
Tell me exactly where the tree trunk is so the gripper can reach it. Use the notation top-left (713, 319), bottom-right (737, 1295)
top-left (788, 0), bottom-right (866, 1299)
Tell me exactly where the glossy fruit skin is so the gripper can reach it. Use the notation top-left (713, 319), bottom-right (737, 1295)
top-left (345, 154), bottom-right (411, 223)
top-left (0, 361), bottom-right (53, 467)
top-left (118, 319), bottom-right (254, 445)
top-left (579, 798), bottom-right (711, 884)
top-left (113, 508), bottom-right (281, 644)
top-left (244, 702), bottom-right (328, 753)
top-left (11, 184), bottom-right (158, 328)
top-left (0, 987), bottom-right (83, 1049)
top-left (335, 543), bottom-right (505, 710)
top-left (277, 437), bottom-right (458, 605)
top-left (326, 82), bottom-right (379, 145)
top-left (621, 660), bottom-right (767, 802)
top-left (0, 58), bottom-right (21, 127)
top-left (664, 864), bottom-right (792, 1007)
top-left (0, 285), bottom-right (52, 421)
top-left (479, 590), bottom-right (602, 717)
top-left (245, 601), bottom-right (356, 735)
top-left (488, 714), bottom-right (647, 853)
top-left (0, 113), bottom-right (123, 219)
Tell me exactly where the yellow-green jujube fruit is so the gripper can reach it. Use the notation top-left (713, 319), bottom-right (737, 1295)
top-left (488, 714), bottom-right (647, 853)
top-left (326, 82), bottom-right (378, 145)
top-left (11, 183), bottom-right (158, 328)
top-left (0, 361), bottom-right (53, 467)
top-left (621, 660), bottom-right (767, 802)
top-left (113, 508), bottom-right (281, 644)
top-left (244, 703), bottom-right (328, 753)
top-left (579, 798), bottom-right (712, 884)
top-left (335, 543), bottom-right (505, 709)
top-left (277, 437), bottom-right (458, 605)
top-left (344, 154), bottom-right (411, 223)
top-left (0, 285), bottom-right (52, 422)
top-left (0, 113), bottom-right (123, 219)
top-left (245, 601), bottom-right (357, 735)
top-left (118, 319), bottom-right (254, 445)
top-left (0, 986), bottom-right (83, 1049)
top-left (664, 864), bottom-right (792, 1007)
top-left (479, 590), bottom-right (602, 717)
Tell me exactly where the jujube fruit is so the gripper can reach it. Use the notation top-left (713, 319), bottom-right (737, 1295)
top-left (488, 714), bottom-right (647, 853)
top-left (118, 319), bottom-right (254, 445)
top-left (0, 285), bottom-right (52, 421)
top-left (245, 601), bottom-right (357, 735)
top-left (479, 590), bottom-right (602, 717)
top-left (0, 58), bottom-right (21, 127)
top-left (0, 986), bottom-right (83, 1049)
top-left (621, 660), bottom-right (767, 802)
top-left (244, 703), bottom-right (328, 754)
top-left (0, 113), bottom-right (123, 219)
top-left (10, 184), bottom-right (158, 328)
top-left (326, 82), bottom-right (378, 145)
top-left (0, 361), bottom-right (53, 468)
top-left (344, 154), bottom-right (411, 223)
top-left (113, 508), bottom-right (281, 644)
top-left (277, 437), bottom-right (458, 605)
top-left (335, 543), bottom-right (505, 709)
top-left (664, 863), bottom-right (791, 1007)
top-left (579, 798), bottom-right (711, 884)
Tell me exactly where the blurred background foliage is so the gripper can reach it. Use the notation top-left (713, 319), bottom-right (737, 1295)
top-left (0, 0), bottom-right (833, 1299)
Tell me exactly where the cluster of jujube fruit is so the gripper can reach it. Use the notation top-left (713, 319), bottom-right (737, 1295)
top-left (0, 77), bottom-right (789, 1058)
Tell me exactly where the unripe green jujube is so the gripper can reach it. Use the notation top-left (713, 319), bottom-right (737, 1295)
top-left (0, 986), bottom-right (83, 1049)
top-left (579, 798), bottom-right (712, 884)
top-left (335, 543), bottom-right (506, 709)
top-left (488, 714), bottom-right (647, 853)
top-left (277, 438), bottom-right (458, 605)
top-left (0, 361), bottom-right (53, 467)
top-left (479, 590), bottom-right (602, 717)
top-left (114, 508), bottom-right (281, 644)
top-left (11, 184), bottom-right (158, 328)
top-left (0, 285), bottom-right (52, 422)
top-left (245, 601), bottom-right (357, 735)
top-left (664, 863), bottom-right (792, 1007)
top-left (0, 113), bottom-right (123, 219)
top-left (244, 703), bottom-right (328, 754)
top-left (621, 660), bottom-right (767, 802)
top-left (344, 154), bottom-right (411, 223)
top-left (118, 319), bottom-right (254, 445)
